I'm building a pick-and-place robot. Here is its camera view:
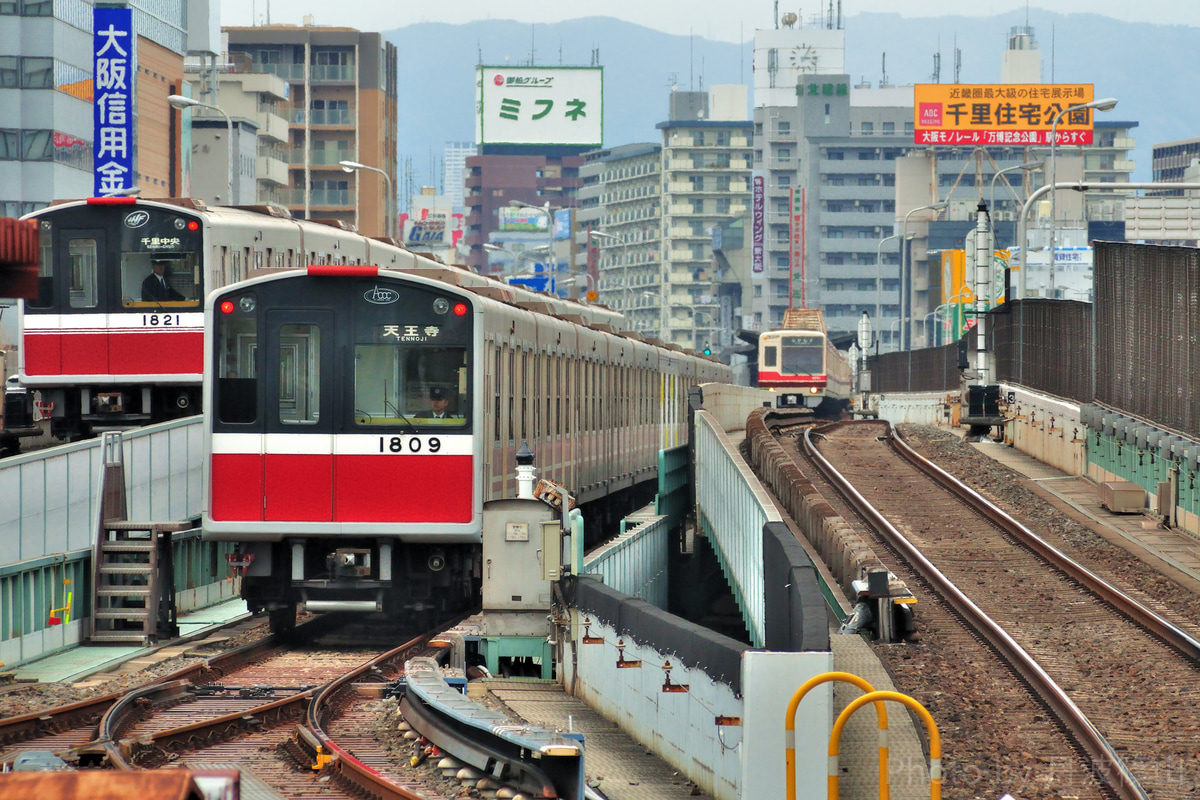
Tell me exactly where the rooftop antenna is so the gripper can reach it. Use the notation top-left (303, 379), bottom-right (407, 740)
top-left (529, 23), bottom-right (535, 66)
top-left (827, 0), bottom-right (833, 29)
top-left (477, 40), bottom-right (482, 66)
top-left (699, 56), bottom-right (704, 92)
top-left (954, 38), bottom-right (962, 83)
top-left (690, 28), bottom-right (694, 90)
top-left (837, 0), bottom-right (843, 29)
top-left (559, 39), bottom-right (563, 65)
top-left (881, 52), bottom-right (887, 86)
top-left (932, 51), bottom-right (941, 83)
top-left (774, 0), bottom-right (779, 28)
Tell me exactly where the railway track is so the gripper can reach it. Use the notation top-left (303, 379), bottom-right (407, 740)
top-left (0, 613), bottom-right (579, 800)
top-left (774, 419), bottom-right (1200, 800)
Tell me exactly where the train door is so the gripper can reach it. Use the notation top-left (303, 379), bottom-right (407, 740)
top-left (25, 227), bottom-right (107, 377)
top-left (263, 309), bottom-right (337, 521)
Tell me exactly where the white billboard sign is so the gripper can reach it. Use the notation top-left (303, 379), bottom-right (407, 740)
top-left (476, 66), bottom-right (603, 147)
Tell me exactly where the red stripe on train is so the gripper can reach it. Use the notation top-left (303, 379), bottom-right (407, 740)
top-left (211, 453), bottom-right (474, 523)
top-left (24, 331), bottom-right (203, 376)
top-left (758, 370), bottom-right (827, 387)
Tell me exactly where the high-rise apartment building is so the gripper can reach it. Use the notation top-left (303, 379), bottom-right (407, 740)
top-left (578, 142), bottom-right (663, 334)
top-left (442, 140), bottom-right (474, 212)
top-left (224, 26), bottom-right (397, 239)
top-left (654, 88), bottom-right (753, 350)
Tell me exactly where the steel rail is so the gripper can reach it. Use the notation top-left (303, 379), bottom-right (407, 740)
top-left (802, 420), bottom-right (1148, 800)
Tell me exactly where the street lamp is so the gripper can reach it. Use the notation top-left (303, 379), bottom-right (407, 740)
top-left (875, 232), bottom-right (901, 331)
top-left (899, 201), bottom-right (948, 351)
top-left (989, 160), bottom-right (1043, 230)
top-left (587, 230), bottom-right (623, 307)
top-left (511, 200), bottom-right (556, 278)
top-left (1048, 97), bottom-right (1117, 296)
top-left (887, 318), bottom-right (910, 354)
top-left (340, 160), bottom-right (395, 240)
top-left (168, 94), bottom-right (233, 205)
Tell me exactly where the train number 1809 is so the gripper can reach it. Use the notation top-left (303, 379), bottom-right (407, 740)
top-left (379, 436), bottom-right (442, 453)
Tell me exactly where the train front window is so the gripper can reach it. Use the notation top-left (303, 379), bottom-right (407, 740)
top-left (780, 335), bottom-right (824, 375)
top-left (354, 345), bottom-right (468, 426)
top-left (120, 253), bottom-right (200, 307)
top-left (67, 238), bottom-right (98, 308)
top-left (215, 295), bottom-right (258, 425)
top-left (279, 323), bottom-right (320, 425)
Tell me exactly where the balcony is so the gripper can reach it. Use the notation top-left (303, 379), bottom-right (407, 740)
top-left (309, 64), bottom-right (355, 83)
top-left (256, 155), bottom-right (288, 186)
top-left (291, 108), bottom-right (355, 126)
top-left (286, 148), bottom-right (357, 167)
top-left (254, 112), bottom-right (290, 142)
top-left (277, 188), bottom-right (356, 208)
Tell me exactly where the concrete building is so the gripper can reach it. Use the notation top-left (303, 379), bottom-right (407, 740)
top-left (223, 25), bottom-right (397, 238)
top-left (0, 0), bottom-right (209, 213)
top-left (462, 152), bottom-right (583, 273)
top-left (179, 67), bottom-right (291, 206)
top-left (751, 19), bottom-right (1136, 350)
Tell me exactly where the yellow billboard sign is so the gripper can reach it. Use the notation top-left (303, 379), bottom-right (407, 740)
top-left (915, 84), bottom-right (1094, 146)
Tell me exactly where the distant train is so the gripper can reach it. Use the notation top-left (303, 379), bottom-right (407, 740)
top-left (756, 308), bottom-right (851, 414)
top-left (8, 197), bottom-right (625, 444)
top-left (203, 266), bottom-right (729, 633)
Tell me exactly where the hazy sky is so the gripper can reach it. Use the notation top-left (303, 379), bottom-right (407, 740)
top-left (221, 0), bottom-right (1199, 41)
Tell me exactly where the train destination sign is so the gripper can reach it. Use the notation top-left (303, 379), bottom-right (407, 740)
top-left (914, 83), bottom-right (1095, 146)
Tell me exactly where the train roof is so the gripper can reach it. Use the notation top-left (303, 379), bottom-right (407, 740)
top-left (780, 308), bottom-right (826, 333)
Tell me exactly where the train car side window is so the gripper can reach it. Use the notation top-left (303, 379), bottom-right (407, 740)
top-left (67, 238), bottom-right (98, 308)
top-left (763, 344), bottom-right (778, 369)
top-left (279, 323), bottom-right (320, 425)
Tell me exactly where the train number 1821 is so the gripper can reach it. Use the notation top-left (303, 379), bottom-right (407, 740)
top-left (142, 314), bottom-right (182, 326)
top-left (379, 436), bottom-right (442, 453)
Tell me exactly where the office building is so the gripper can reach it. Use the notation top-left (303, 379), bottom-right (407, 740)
top-left (751, 19), bottom-right (1135, 349)
top-left (0, 0), bottom-right (213, 214)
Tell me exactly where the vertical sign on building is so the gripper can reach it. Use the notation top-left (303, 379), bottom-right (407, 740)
top-left (789, 187), bottom-right (804, 307)
top-left (752, 172), bottom-right (765, 274)
top-left (93, 7), bottom-right (134, 197)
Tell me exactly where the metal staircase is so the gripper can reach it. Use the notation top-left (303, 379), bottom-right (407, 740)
top-left (90, 433), bottom-right (185, 645)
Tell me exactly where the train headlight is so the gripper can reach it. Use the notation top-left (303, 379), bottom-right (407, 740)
top-left (432, 298), bottom-right (450, 314)
top-left (173, 218), bottom-right (187, 230)
top-left (238, 295), bottom-right (256, 313)
top-left (810, 387), bottom-right (819, 394)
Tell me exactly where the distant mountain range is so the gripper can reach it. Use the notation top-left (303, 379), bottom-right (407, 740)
top-left (385, 10), bottom-right (1200, 201)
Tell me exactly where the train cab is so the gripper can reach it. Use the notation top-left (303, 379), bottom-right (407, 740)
top-left (19, 198), bottom-right (206, 437)
top-left (203, 266), bottom-right (483, 631)
top-left (758, 329), bottom-right (830, 409)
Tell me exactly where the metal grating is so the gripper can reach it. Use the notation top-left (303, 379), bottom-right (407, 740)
top-left (1095, 242), bottom-right (1200, 439)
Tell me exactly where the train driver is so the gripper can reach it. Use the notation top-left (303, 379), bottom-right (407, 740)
top-left (419, 386), bottom-right (457, 420)
top-left (141, 259), bottom-right (186, 302)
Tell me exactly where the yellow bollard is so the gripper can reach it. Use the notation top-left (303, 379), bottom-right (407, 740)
top-left (785, 672), bottom-right (890, 800)
top-left (829, 690), bottom-right (942, 800)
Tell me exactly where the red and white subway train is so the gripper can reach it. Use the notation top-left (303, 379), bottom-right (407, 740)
top-left (756, 308), bottom-right (851, 413)
top-left (10, 197), bottom-right (627, 442)
top-left (204, 265), bottom-right (729, 632)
